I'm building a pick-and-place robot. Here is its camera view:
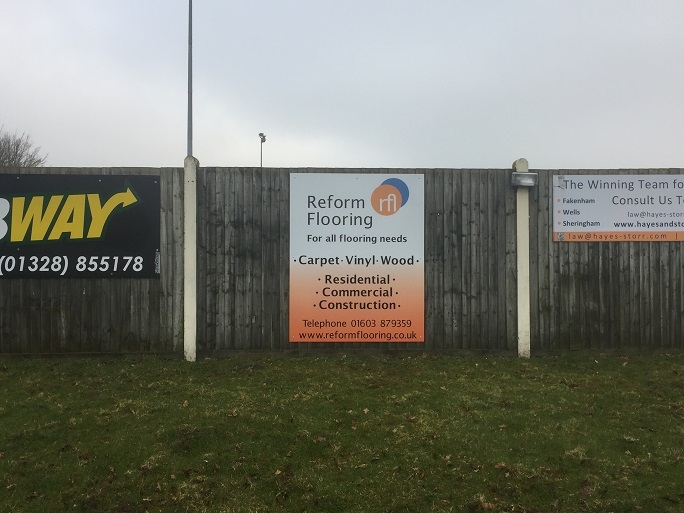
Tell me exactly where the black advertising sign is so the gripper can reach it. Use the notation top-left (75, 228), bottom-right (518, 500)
top-left (0, 174), bottom-right (160, 278)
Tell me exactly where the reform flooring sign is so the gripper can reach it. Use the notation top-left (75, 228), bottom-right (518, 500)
top-left (290, 173), bottom-right (424, 343)
top-left (0, 174), bottom-right (160, 278)
top-left (553, 174), bottom-right (684, 242)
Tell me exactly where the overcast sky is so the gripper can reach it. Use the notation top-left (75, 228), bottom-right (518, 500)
top-left (2, 1), bottom-right (684, 170)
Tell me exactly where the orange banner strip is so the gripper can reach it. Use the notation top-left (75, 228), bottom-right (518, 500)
top-left (554, 231), bottom-right (684, 242)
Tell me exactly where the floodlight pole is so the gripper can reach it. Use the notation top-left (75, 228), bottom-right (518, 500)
top-left (183, 0), bottom-right (197, 362)
top-left (187, 0), bottom-right (193, 157)
top-left (259, 133), bottom-right (266, 167)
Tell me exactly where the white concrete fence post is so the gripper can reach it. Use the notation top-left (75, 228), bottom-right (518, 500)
top-left (183, 156), bottom-right (198, 362)
top-left (513, 158), bottom-right (532, 358)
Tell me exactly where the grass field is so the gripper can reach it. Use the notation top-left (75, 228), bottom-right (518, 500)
top-left (0, 353), bottom-right (683, 512)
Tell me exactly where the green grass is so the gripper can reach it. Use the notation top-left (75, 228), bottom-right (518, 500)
top-left (1, 353), bottom-right (683, 512)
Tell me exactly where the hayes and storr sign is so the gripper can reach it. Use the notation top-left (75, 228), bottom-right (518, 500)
top-left (0, 174), bottom-right (160, 278)
top-left (553, 174), bottom-right (684, 241)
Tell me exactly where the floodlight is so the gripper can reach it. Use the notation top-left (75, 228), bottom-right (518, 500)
top-left (511, 172), bottom-right (538, 188)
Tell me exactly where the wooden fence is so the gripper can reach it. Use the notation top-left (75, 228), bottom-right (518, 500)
top-left (1, 166), bottom-right (683, 355)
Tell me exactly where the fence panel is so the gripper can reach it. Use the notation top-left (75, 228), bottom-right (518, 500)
top-left (0, 167), bottom-right (183, 354)
top-left (530, 169), bottom-right (684, 352)
top-left (196, 168), bottom-right (516, 352)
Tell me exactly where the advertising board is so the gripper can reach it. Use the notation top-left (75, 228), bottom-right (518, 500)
top-left (289, 173), bottom-right (424, 342)
top-left (0, 174), bottom-right (160, 278)
top-left (553, 174), bottom-right (684, 241)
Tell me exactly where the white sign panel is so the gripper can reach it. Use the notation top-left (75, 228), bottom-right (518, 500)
top-left (553, 174), bottom-right (684, 241)
top-left (290, 173), bottom-right (424, 342)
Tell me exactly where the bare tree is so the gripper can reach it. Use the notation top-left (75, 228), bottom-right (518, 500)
top-left (0, 127), bottom-right (48, 167)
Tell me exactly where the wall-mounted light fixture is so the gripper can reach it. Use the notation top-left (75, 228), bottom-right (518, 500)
top-left (511, 171), bottom-right (538, 187)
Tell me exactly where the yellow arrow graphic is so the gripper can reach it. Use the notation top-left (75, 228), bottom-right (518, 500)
top-left (87, 188), bottom-right (138, 238)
